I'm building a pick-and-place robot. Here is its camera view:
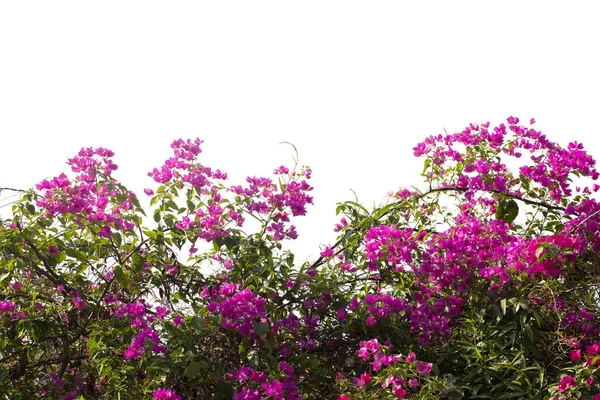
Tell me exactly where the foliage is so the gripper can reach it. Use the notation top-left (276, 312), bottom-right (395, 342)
top-left (2, 118), bottom-right (600, 400)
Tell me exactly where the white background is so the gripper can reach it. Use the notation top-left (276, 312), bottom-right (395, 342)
top-left (1, 2), bottom-right (599, 260)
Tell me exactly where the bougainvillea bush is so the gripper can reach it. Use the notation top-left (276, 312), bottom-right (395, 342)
top-left (2, 117), bottom-right (600, 400)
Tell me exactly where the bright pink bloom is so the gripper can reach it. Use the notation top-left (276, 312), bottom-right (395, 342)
top-left (557, 375), bottom-right (576, 393)
top-left (416, 361), bottom-right (432, 375)
top-left (320, 247), bottom-right (334, 258)
top-left (0, 301), bottom-right (16, 313)
top-left (173, 315), bottom-right (184, 326)
top-left (153, 388), bottom-right (182, 400)
top-left (587, 342), bottom-right (600, 355)
top-left (392, 386), bottom-right (406, 398)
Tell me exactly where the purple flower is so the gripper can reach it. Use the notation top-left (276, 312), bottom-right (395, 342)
top-left (416, 361), bottom-right (432, 375)
top-left (320, 247), bottom-right (334, 258)
top-left (173, 315), bottom-right (184, 327)
top-left (153, 388), bottom-right (182, 400)
top-left (49, 245), bottom-right (59, 256)
top-left (336, 307), bottom-right (348, 321)
top-left (557, 375), bottom-right (576, 393)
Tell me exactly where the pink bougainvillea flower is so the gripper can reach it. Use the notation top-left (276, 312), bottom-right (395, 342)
top-left (152, 388), bottom-right (182, 400)
top-left (320, 247), bottom-right (334, 258)
top-left (173, 315), bottom-right (184, 327)
top-left (557, 375), bottom-right (576, 393)
top-left (587, 342), bottom-right (600, 355)
top-left (416, 361), bottom-right (432, 375)
top-left (0, 300), bottom-right (16, 313)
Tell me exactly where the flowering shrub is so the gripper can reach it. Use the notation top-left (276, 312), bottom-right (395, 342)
top-left (2, 118), bottom-right (600, 399)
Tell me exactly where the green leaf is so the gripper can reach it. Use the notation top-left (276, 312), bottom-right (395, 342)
top-left (535, 246), bottom-right (545, 260)
top-left (525, 324), bottom-right (534, 342)
top-left (186, 200), bottom-right (195, 211)
top-left (211, 381), bottom-right (234, 400)
top-left (190, 316), bottom-right (204, 330)
top-left (239, 337), bottom-right (250, 355)
top-left (253, 322), bottom-right (270, 337)
top-left (144, 229), bottom-right (158, 240)
top-left (422, 158), bottom-right (432, 175)
top-left (55, 252), bottom-right (67, 264)
top-left (500, 298), bottom-right (507, 316)
top-left (183, 361), bottom-right (202, 378)
top-left (113, 265), bottom-right (130, 290)
top-left (496, 199), bottom-right (519, 223)
top-left (26, 204), bottom-right (36, 215)
top-left (87, 337), bottom-right (99, 358)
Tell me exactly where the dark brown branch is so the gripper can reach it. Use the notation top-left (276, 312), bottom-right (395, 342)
top-left (0, 187), bottom-right (26, 193)
top-left (22, 238), bottom-right (72, 291)
top-left (422, 186), bottom-right (565, 212)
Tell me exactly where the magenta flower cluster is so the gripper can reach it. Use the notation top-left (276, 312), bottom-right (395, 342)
top-left (203, 283), bottom-right (267, 336)
top-left (230, 167), bottom-right (313, 241)
top-left (35, 147), bottom-right (136, 236)
top-left (152, 387), bottom-right (182, 400)
top-left (6, 117), bottom-right (600, 399)
top-left (123, 328), bottom-right (167, 360)
top-left (346, 338), bottom-right (431, 398)
top-left (227, 361), bottom-right (303, 400)
top-left (413, 117), bottom-right (599, 204)
top-left (147, 138), bottom-right (312, 243)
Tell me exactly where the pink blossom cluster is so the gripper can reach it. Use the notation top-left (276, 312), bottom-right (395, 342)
top-left (227, 362), bottom-right (303, 400)
top-left (357, 339), bottom-right (401, 370)
top-left (152, 388), bottom-right (182, 400)
top-left (518, 233), bottom-right (583, 277)
top-left (148, 138), bottom-right (227, 187)
top-left (360, 204), bottom-right (583, 345)
top-left (347, 293), bottom-right (410, 325)
top-left (230, 166), bottom-right (312, 241)
top-left (203, 283), bottom-right (267, 336)
top-left (114, 299), bottom-right (148, 327)
top-left (562, 307), bottom-right (600, 339)
top-left (175, 202), bottom-right (234, 242)
top-left (70, 290), bottom-right (87, 309)
top-left (108, 299), bottom-right (173, 360)
top-left (147, 138), bottom-right (237, 242)
top-left (348, 339), bottom-right (431, 398)
top-left (0, 299), bottom-right (25, 321)
top-left (413, 117), bottom-right (599, 204)
top-left (569, 341), bottom-right (600, 368)
top-left (35, 147), bottom-right (137, 236)
top-left (0, 300), bottom-right (15, 313)
top-left (123, 327), bottom-right (167, 359)
top-left (364, 225), bottom-right (420, 270)
top-left (565, 198), bottom-right (600, 252)
top-left (552, 374), bottom-right (600, 399)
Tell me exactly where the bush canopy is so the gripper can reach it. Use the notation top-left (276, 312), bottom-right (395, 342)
top-left (2, 117), bottom-right (600, 400)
